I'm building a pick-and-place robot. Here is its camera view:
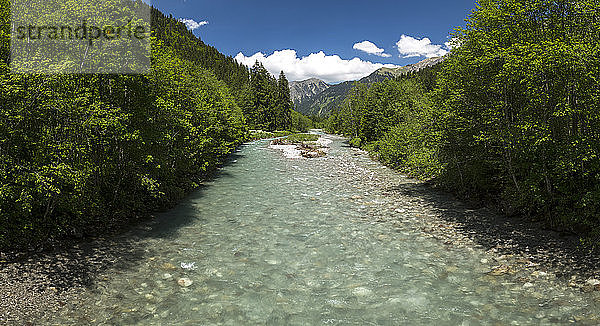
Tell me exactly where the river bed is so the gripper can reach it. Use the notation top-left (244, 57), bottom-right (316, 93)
top-left (46, 133), bottom-right (600, 325)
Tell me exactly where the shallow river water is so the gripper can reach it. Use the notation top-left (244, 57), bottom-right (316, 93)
top-left (49, 133), bottom-right (599, 325)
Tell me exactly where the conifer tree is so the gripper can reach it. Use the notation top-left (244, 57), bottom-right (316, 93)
top-left (276, 71), bottom-right (293, 131)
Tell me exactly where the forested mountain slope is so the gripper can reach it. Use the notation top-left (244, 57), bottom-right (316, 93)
top-left (151, 8), bottom-right (250, 100)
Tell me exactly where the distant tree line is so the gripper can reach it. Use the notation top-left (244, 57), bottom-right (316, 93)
top-left (326, 0), bottom-right (600, 241)
top-left (0, 0), bottom-right (311, 249)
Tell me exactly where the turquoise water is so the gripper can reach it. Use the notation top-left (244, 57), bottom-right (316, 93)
top-left (50, 134), bottom-right (599, 325)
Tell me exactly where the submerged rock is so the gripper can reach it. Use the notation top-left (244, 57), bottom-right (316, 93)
top-left (583, 279), bottom-right (600, 292)
top-left (301, 150), bottom-right (325, 158)
top-left (177, 278), bottom-right (193, 287)
top-left (586, 278), bottom-right (600, 286)
top-left (161, 263), bottom-right (176, 270)
top-left (531, 271), bottom-right (548, 278)
top-left (352, 287), bottom-right (372, 297)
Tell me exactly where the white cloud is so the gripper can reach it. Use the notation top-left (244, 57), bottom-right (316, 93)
top-left (353, 40), bottom-right (391, 58)
top-left (234, 49), bottom-right (398, 84)
top-left (396, 34), bottom-right (447, 58)
top-left (178, 18), bottom-right (208, 31)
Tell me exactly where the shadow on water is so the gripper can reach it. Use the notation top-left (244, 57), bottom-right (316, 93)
top-left (1, 151), bottom-right (245, 294)
top-left (385, 181), bottom-right (600, 279)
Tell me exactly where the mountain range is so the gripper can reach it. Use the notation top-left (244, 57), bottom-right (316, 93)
top-left (289, 56), bottom-right (444, 116)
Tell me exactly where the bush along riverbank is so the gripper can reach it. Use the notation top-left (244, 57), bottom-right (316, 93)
top-left (249, 130), bottom-right (293, 141)
top-left (325, 0), bottom-right (600, 245)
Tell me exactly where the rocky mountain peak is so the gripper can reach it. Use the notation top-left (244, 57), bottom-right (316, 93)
top-left (289, 78), bottom-right (331, 106)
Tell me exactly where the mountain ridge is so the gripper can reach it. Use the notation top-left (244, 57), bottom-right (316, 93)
top-left (289, 78), bottom-right (331, 108)
top-left (291, 56), bottom-right (445, 116)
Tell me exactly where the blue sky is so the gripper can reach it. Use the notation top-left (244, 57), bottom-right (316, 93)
top-left (152, 0), bottom-right (477, 83)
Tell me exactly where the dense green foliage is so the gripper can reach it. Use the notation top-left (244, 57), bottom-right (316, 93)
top-left (327, 0), bottom-right (600, 236)
top-left (327, 70), bottom-right (442, 178)
top-left (291, 110), bottom-right (314, 132)
top-left (284, 133), bottom-right (319, 143)
top-left (249, 130), bottom-right (293, 140)
top-left (241, 63), bottom-right (301, 131)
top-left (0, 0), bottom-right (310, 249)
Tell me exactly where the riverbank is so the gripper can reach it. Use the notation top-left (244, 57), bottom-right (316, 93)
top-left (376, 175), bottom-right (600, 291)
top-left (0, 221), bottom-right (157, 324)
top-left (2, 135), bottom-right (600, 324)
top-left (0, 161), bottom-right (240, 324)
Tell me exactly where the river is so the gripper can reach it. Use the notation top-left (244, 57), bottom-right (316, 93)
top-left (48, 133), bottom-right (599, 325)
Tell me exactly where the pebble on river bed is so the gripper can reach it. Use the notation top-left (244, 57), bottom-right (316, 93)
top-left (531, 271), bottom-right (548, 278)
top-left (352, 287), bottom-right (372, 297)
top-left (586, 278), bottom-right (600, 286)
top-left (177, 278), bottom-right (193, 287)
top-left (161, 263), bottom-right (176, 270)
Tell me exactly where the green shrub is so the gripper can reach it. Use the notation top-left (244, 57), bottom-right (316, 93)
top-left (286, 133), bottom-right (319, 143)
top-left (349, 137), bottom-right (362, 148)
